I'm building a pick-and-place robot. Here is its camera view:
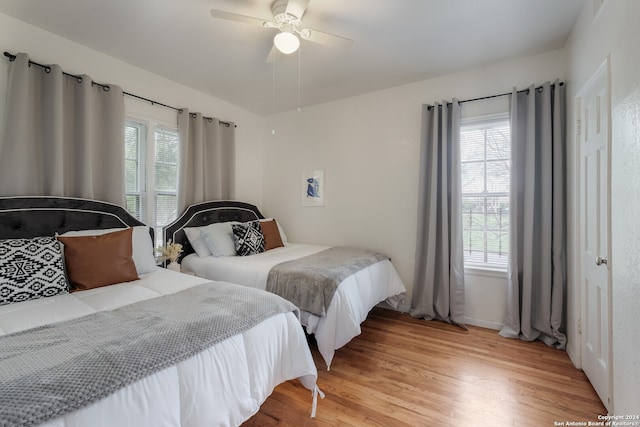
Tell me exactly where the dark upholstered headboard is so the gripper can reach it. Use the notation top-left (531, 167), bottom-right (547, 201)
top-left (163, 200), bottom-right (264, 261)
top-left (0, 196), bottom-right (151, 241)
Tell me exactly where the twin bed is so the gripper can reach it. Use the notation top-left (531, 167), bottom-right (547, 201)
top-left (0, 197), bottom-right (319, 427)
top-left (164, 200), bottom-right (407, 369)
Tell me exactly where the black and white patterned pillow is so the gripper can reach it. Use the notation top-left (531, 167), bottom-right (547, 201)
top-left (0, 236), bottom-right (69, 305)
top-left (232, 221), bottom-right (265, 256)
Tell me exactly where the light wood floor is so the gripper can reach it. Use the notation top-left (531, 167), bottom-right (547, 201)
top-left (243, 307), bottom-right (606, 427)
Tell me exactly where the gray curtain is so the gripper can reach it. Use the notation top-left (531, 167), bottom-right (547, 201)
top-left (177, 109), bottom-right (235, 213)
top-left (0, 53), bottom-right (125, 205)
top-left (410, 101), bottom-right (465, 326)
top-left (500, 81), bottom-right (567, 349)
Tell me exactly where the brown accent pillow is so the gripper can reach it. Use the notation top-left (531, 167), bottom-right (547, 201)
top-left (57, 228), bottom-right (139, 291)
top-left (260, 219), bottom-right (284, 251)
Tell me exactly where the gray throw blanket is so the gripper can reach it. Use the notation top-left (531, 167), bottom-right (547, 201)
top-left (0, 282), bottom-right (298, 427)
top-left (266, 246), bottom-right (389, 317)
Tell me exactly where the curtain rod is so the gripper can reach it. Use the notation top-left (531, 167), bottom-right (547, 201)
top-left (3, 51), bottom-right (236, 128)
top-left (426, 81), bottom-right (564, 110)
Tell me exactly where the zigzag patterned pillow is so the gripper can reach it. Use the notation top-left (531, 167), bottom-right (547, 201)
top-left (0, 236), bottom-right (69, 305)
top-left (232, 221), bottom-right (265, 256)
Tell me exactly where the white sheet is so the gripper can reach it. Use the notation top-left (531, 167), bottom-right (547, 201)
top-left (0, 268), bottom-right (318, 427)
top-left (182, 243), bottom-right (407, 368)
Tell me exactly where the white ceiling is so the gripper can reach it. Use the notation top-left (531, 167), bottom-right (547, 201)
top-left (0, 0), bottom-right (584, 116)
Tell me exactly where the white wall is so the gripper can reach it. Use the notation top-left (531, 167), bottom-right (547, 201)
top-left (262, 49), bottom-right (567, 326)
top-left (565, 0), bottom-right (640, 413)
top-left (0, 12), bottom-right (265, 208)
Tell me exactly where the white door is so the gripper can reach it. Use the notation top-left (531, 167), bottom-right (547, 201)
top-left (577, 59), bottom-right (612, 411)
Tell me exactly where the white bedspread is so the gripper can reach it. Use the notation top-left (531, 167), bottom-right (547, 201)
top-left (0, 269), bottom-right (317, 427)
top-left (182, 243), bottom-right (406, 368)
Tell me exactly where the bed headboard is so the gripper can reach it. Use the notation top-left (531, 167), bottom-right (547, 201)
top-left (163, 200), bottom-right (265, 261)
top-left (0, 196), bottom-right (150, 240)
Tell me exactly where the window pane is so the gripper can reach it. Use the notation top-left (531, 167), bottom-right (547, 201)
top-left (125, 127), bottom-right (138, 158)
top-left (460, 118), bottom-right (510, 268)
top-left (486, 160), bottom-right (510, 193)
top-left (461, 196), bottom-right (485, 215)
top-left (124, 122), bottom-right (145, 222)
top-left (460, 129), bottom-right (485, 162)
top-left (155, 128), bottom-right (179, 192)
top-left (155, 126), bottom-right (178, 246)
top-left (126, 195), bottom-right (141, 220)
top-left (155, 129), bottom-right (179, 164)
top-left (124, 125), bottom-right (139, 193)
top-left (125, 120), bottom-right (178, 247)
top-left (155, 164), bottom-right (178, 191)
top-left (462, 196), bottom-right (486, 260)
top-left (485, 196), bottom-right (509, 265)
top-left (461, 162), bottom-right (485, 193)
top-left (156, 194), bottom-right (177, 226)
top-left (125, 159), bottom-right (139, 192)
top-left (485, 125), bottom-right (510, 160)
top-left (156, 194), bottom-right (177, 248)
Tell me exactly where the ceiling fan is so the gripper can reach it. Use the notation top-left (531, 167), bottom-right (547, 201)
top-left (210, 0), bottom-right (353, 61)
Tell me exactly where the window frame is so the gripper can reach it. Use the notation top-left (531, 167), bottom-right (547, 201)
top-left (459, 113), bottom-right (511, 272)
top-left (124, 120), bottom-right (147, 223)
top-left (125, 115), bottom-right (179, 248)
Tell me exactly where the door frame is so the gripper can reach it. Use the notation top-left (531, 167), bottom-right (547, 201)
top-left (573, 56), bottom-right (613, 411)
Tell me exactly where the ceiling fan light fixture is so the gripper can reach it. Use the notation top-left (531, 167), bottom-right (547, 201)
top-left (274, 31), bottom-right (300, 54)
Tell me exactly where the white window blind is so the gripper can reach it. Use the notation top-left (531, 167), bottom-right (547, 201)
top-left (125, 122), bottom-right (146, 221)
top-left (153, 127), bottom-right (179, 248)
top-left (124, 120), bottom-right (179, 248)
top-left (460, 117), bottom-right (510, 268)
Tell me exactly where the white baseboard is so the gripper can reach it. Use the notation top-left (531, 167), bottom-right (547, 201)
top-left (567, 347), bottom-right (581, 369)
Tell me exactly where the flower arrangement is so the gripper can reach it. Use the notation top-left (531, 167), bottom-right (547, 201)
top-left (158, 239), bottom-right (183, 264)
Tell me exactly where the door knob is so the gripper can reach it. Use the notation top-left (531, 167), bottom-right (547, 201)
top-left (595, 256), bottom-right (608, 266)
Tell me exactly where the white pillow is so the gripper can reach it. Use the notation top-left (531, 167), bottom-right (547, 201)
top-left (59, 226), bottom-right (157, 274)
top-left (260, 218), bottom-right (287, 244)
top-left (201, 222), bottom-right (238, 257)
top-left (184, 222), bottom-right (242, 257)
top-left (183, 226), bottom-right (211, 257)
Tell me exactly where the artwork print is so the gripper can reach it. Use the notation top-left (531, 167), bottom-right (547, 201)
top-left (302, 169), bottom-right (324, 207)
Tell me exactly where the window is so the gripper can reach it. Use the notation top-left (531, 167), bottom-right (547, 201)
top-left (460, 116), bottom-right (510, 269)
top-left (125, 119), bottom-right (179, 248)
top-left (125, 122), bottom-right (146, 221)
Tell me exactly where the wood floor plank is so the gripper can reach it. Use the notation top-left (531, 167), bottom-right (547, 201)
top-left (243, 308), bottom-right (606, 427)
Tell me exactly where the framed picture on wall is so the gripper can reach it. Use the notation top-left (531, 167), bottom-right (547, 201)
top-left (301, 169), bottom-right (325, 207)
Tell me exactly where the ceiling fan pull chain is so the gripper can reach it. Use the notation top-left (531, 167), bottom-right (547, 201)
top-left (297, 46), bottom-right (302, 112)
top-left (272, 59), bottom-right (277, 135)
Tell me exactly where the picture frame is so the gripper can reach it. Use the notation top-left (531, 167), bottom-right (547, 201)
top-left (301, 169), bottom-right (325, 207)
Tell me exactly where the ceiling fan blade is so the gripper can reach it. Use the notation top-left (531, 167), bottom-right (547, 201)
top-left (265, 46), bottom-right (280, 64)
top-left (302, 28), bottom-right (353, 49)
top-left (210, 9), bottom-right (269, 27)
top-left (285, 0), bottom-right (311, 19)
